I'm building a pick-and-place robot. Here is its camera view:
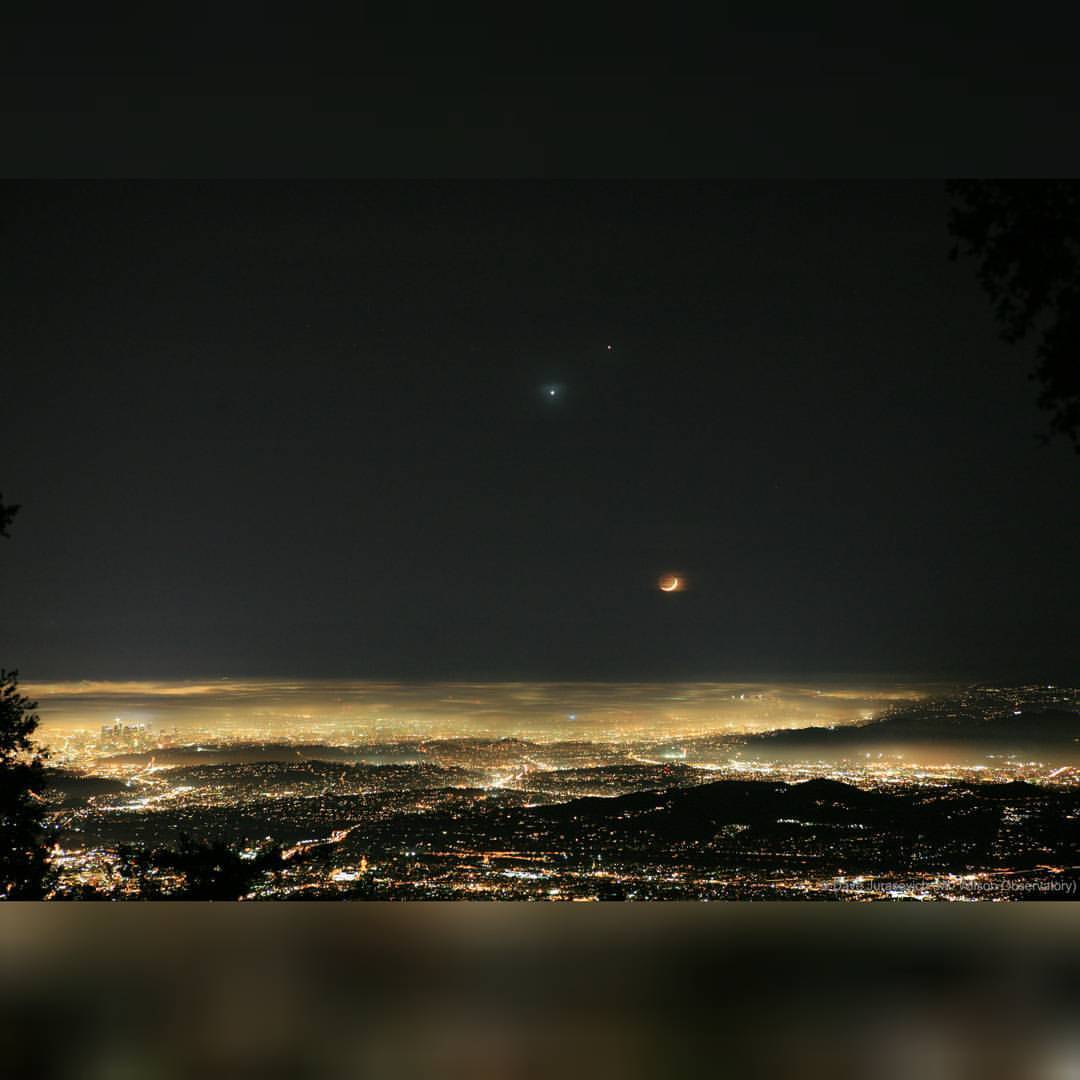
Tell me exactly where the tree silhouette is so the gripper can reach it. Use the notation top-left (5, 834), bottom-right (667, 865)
top-left (948, 180), bottom-right (1080, 450)
top-left (118, 834), bottom-right (282, 900)
top-left (0, 493), bottom-right (18, 539)
top-left (0, 496), bottom-right (53, 898)
top-left (0, 672), bottom-right (52, 898)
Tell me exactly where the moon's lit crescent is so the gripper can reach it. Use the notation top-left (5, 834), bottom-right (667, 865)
top-left (659, 575), bottom-right (681, 592)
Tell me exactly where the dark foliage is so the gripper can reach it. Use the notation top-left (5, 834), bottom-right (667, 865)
top-left (0, 494), bottom-right (17, 539)
top-left (948, 179), bottom-right (1080, 449)
top-left (1, 495), bottom-right (54, 897)
top-left (117, 834), bottom-right (282, 900)
top-left (0, 671), bottom-right (52, 899)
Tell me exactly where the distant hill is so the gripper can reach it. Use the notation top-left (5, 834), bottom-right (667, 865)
top-left (99, 743), bottom-right (427, 767)
top-left (532, 777), bottom-right (916, 842)
top-left (736, 704), bottom-right (1080, 763)
top-left (523, 776), bottom-right (1079, 863)
top-left (46, 769), bottom-right (130, 806)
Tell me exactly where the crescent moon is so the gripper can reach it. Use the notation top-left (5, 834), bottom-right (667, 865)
top-left (660, 576), bottom-right (681, 592)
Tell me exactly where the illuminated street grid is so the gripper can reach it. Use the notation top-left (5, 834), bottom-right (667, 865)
top-left (36, 683), bottom-right (1078, 900)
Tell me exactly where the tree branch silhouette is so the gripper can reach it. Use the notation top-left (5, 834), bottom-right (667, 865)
top-left (948, 179), bottom-right (1080, 450)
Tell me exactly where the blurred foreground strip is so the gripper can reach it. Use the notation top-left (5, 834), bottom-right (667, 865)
top-left (1, 905), bottom-right (1078, 1079)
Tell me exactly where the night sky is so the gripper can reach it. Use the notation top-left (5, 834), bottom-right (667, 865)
top-left (2, 181), bottom-right (1077, 681)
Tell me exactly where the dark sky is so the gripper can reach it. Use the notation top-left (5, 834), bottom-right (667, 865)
top-left (3, 12), bottom-right (1079, 177)
top-left (1, 181), bottom-right (1077, 681)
